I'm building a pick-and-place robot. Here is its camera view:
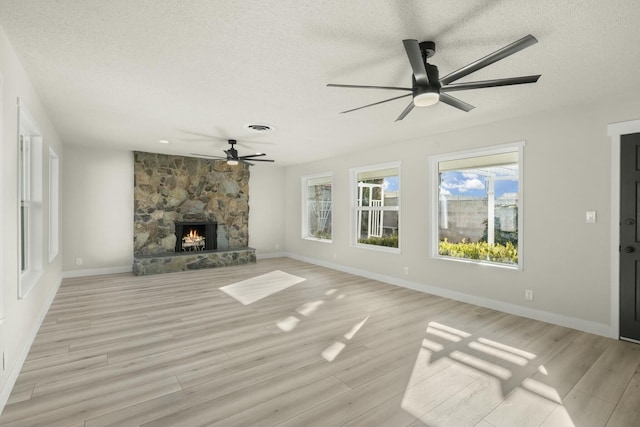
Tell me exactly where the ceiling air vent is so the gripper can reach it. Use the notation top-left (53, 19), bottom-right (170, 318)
top-left (244, 123), bottom-right (274, 133)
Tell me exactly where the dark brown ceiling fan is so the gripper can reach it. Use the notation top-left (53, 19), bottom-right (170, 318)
top-left (192, 139), bottom-right (275, 166)
top-left (327, 34), bottom-right (541, 121)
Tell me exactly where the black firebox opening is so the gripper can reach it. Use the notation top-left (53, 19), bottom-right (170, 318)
top-left (175, 222), bottom-right (217, 252)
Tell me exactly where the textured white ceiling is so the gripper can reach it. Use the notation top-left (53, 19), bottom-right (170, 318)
top-left (1, 0), bottom-right (639, 165)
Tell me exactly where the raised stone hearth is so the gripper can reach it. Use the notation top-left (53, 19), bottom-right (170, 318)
top-left (133, 248), bottom-right (256, 276)
top-left (133, 151), bottom-right (255, 275)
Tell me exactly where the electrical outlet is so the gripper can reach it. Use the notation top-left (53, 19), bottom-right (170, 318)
top-left (404, 266), bottom-right (409, 275)
top-left (275, 243), bottom-right (280, 250)
top-left (525, 289), bottom-right (534, 301)
top-left (75, 257), bottom-right (83, 266)
top-left (333, 253), bottom-right (337, 260)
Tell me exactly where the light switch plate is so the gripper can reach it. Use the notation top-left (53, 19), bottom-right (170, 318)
top-left (586, 211), bottom-right (597, 223)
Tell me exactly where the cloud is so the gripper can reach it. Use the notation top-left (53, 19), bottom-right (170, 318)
top-left (464, 178), bottom-right (485, 190)
top-left (439, 187), bottom-right (451, 195)
top-left (441, 177), bottom-right (485, 193)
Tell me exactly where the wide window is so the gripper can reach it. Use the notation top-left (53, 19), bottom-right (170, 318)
top-left (351, 162), bottom-right (400, 251)
top-left (302, 172), bottom-right (333, 242)
top-left (431, 143), bottom-right (523, 268)
top-left (18, 100), bottom-right (44, 297)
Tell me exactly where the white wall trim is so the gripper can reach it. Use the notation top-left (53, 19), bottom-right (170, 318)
top-left (62, 265), bottom-right (132, 279)
top-left (0, 275), bottom-right (62, 414)
top-left (257, 251), bottom-right (287, 260)
top-left (607, 119), bottom-right (640, 340)
top-left (284, 252), bottom-right (611, 338)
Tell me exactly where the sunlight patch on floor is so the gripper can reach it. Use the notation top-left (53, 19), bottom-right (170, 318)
top-left (344, 316), bottom-right (369, 340)
top-left (276, 315), bottom-right (300, 332)
top-left (219, 270), bottom-right (305, 305)
top-left (322, 316), bottom-right (370, 362)
top-left (400, 321), bottom-right (573, 427)
top-left (322, 341), bottom-right (346, 362)
top-left (296, 300), bottom-right (324, 316)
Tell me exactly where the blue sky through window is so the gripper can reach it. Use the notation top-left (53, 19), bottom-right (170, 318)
top-left (383, 176), bottom-right (399, 192)
top-left (440, 170), bottom-right (518, 198)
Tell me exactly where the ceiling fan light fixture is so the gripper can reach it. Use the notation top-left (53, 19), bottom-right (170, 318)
top-left (227, 159), bottom-right (239, 166)
top-left (413, 91), bottom-right (440, 107)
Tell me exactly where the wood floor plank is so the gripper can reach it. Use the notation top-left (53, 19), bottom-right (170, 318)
top-left (540, 388), bottom-right (615, 427)
top-left (606, 372), bottom-right (640, 427)
top-left (573, 339), bottom-right (640, 404)
top-left (1, 257), bottom-right (638, 427)
top-left (341, 392), bottom-right (420, 427)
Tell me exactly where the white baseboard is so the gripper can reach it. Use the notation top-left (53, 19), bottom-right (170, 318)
top-left (256, 251), bottom-right (287, 260)
top-left (284, 252), bottom-right (612, 338)
top-left (0, 275), bottom-right (63, 414)
top-left (62, 265), bottom-right (132, 279)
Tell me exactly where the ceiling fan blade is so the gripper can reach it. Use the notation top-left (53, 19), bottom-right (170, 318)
top-left (395, 101), bottom-right (415, 121)
top-left (240, 153), bottom-right (267, 159)
top-left (340, 93), bottom-right (412, 114)
top-left (441, 75), bottom-right (541, 92)
top-left (327, 83), bottom-right (412, 91)
top-left (439, 93), bottom-right (475, 112)
top-left (179, 130), bottom-right (224, 140)
top-left (439, 34), bottom-right (538, 86)
top-left (402, 39), bottom-right (429, 85)
top-left (190, 153), bottom-right (227, 159)
top-left (244, 158), bottom-right (275, 163)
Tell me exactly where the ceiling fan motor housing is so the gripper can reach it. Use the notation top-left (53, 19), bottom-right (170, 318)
top-left (419, 41), bottom-right (436, 58)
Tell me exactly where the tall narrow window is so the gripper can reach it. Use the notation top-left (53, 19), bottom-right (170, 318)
top-left (49, 147), bottom-right (60, 262)
top-left (19, 134), bottom-right (30, 272)
top-left (351, 162), bottom-right (401, 251)
top-left (18, 100), bottom-right (44, 297)
top-left (0, 73), bottom-right (4, 318)
top-left (302, 172), bottom-right (332, 241)
top-left (431, 143), bottom-right (523, 268)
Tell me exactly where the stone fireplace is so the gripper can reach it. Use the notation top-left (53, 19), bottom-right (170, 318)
top-left (132, 151), bottom-right (255, 275)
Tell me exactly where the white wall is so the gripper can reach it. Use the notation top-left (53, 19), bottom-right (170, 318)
top-left (248, 164), bottom-right (286, 257)
top-left (62, 145), bottom-right (134, 275)
top-left (284, 94), bottom-right (640, 336)
top-left (0, 26), bottom-right (64, 411)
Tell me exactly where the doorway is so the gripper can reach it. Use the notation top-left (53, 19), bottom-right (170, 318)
top-left (620, 133), bottom-right (640, 342)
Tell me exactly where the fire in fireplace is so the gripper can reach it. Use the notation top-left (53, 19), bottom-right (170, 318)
top-left (175, 222), bottom-right (217, 252)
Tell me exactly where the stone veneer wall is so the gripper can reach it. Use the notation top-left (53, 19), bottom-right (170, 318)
top-left (133, 151), bottom-right (255, 274)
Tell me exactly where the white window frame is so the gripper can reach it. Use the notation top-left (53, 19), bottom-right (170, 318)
top-left (0, 73), bottom-right (4, 320)
top-left (18, 99), bottom-right (44, 298)
top-left (49, 147), bottom-right (60, 262)
top-left (430, 142), bottom-right (524, 269)
top-left (350, 161), bottom-right (401, 253)
top-left (301, 171), bottom-right (333, 243)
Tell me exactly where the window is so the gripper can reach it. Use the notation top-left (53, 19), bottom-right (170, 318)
top-left (350, 162), bottom-right (400, 251)
top-left (0, 73), bottom-right (3, 319)
top-left (431, 142), bottom-right (523, 268)
top-left (18, 100), bottom-right (44, 297)
top-left (49, 147), bottom-right (60, 262)
top-left (302, 172), bottom-right (332, 241)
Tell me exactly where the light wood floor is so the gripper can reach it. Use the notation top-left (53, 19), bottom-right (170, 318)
top-left (2, 258), bottom-right (640, 427)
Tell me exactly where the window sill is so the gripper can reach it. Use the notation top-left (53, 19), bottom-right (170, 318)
top-left (303, 237), bottom-right (333, 244)
top-left (19, 269), bottom-right (43, 298)
top-left (353, 243), bottom-right (400, 254)
top-left (435, 255), bottom-right (521, 270)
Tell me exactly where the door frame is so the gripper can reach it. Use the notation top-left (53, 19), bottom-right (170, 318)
top-left (608, 119), bottom-right (640, 339)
